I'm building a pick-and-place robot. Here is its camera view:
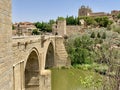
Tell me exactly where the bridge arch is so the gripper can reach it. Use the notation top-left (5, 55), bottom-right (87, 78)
top-left (24, 48), bottom-right (40, 90)
top-left (44, 41), bottom-right (55, 69)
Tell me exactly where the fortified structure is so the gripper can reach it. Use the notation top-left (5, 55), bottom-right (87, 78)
top-left (0, 0), bottom-right (69, 90)
top-left (52, 20), bottom-right (83, 36)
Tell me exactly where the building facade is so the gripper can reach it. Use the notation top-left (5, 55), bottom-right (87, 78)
top-left (78, 5), bottom-right (92, 16)
top-left (13, 22), bottom-right (37, 36)
top-left (78, 5), bottom-right (110, 17)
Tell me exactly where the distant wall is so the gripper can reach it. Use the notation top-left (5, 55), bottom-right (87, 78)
top-left (52, 20), bottom-right (84, 36)
top-left (66, 25), bottom-right (83, 36)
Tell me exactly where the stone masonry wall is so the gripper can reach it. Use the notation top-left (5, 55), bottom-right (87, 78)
top-left (52, 20), bottom-right (84, 36)
top-left (66, 25), bottom-right (83, 36)
top-left (0, 0), bottom-right (13, 90)
top-left (55, 36), bottom-right (70, 67)
top-left (57, 20), bottom-right (66, 35)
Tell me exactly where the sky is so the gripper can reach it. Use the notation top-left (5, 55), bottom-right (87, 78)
top-left (12, 0), bottom-right (120, 23)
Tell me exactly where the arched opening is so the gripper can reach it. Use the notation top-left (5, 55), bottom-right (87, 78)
top-left (45, 43), bottom-right (54, 69)
top-left (25, 51), bottom-right (39, 90)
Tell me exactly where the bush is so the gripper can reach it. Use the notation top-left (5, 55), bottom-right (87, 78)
top-left (94, 65), bottom-right (108, 75)
top-left (107, 25), bottom-right (112, 30)
top-left (90, 32), bottom-right (95, 38)
top-left (97, 32), bottom-right (101, 38)
top-left (66, 35), bottom-right (94, 65)
top-left (73, 64), bottom-right (93, 70)
top-left (32, 29), bottom-right (40, 35)
top-left (95, 38), bottom-right (103, 44)
top-left (102, 32), bottom-right (106, 39)
top-left (112, 26), bottom-right (120, 34)
top-left (117, 13), bottom-right (120, 19)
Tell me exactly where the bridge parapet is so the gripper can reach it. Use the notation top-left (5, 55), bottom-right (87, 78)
top-left (12, 35), bottom-right (63, 47)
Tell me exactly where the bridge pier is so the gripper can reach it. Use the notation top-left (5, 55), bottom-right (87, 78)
top-left (40, 70), bottom-right (51, 90)
top-left (54, 36), bottom-right (70, 67)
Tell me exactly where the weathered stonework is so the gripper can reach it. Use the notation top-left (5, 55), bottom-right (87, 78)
top-left (66, 25), bottom-right (83, 35)
top-left (0, 0), bottom-right (69, 90)
top-left (52, 20), bottom-right (84, 36)
top-left (12, 35), bottom-right (69, 90)
top-left (0, 0), bottom-right (13, 90)
top-left (52, 20), bottom-right (66, 36)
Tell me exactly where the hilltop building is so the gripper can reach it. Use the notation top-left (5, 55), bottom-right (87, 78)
top-left (78, 5), bottom-right (92, 16)
top-left (78, 5), bottom-right (110, 17)
top-left (111, 10), bottom-right (120, 16)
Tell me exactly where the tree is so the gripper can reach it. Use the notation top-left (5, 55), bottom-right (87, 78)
top-left (66, 16), bottom-right (79, 25)
top-left (57, 17), bottom-right (65, 21)
top-left (32, 29), bottom-right (40, 35)
top-left (79, 16), bottom-right (96, 26)
top-left (49, 19), bottom-right (55, 25)
top-left (34, 21), bottom-right (53, 32)
top-left (102, 32), bottom-right (106, 39)
top-left (90, 32), bottom-right (95, 38)
top-left (85, 17), bottom-right (95, 26)
top-left (66, 35), bottom-right (94, 65)
top-left (95, 17), bottom-right (113, 27)
top-left (97, 32), bottom-right (101, 38)
top-left (117, 13), bottom-right (120, 19)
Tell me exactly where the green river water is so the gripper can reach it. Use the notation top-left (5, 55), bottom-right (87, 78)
top-left (51, 68), bottom-right (102, 90)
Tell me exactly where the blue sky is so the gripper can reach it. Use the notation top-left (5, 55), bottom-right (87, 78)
top-left (12, 0), bottom-right (120, 23)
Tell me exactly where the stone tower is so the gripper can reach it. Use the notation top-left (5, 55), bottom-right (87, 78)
top-left (78, 5), bottom-right (92, 16)
top-left (52, 20), bottom-right (66, 36)
top-left (0, 0), bottom-right (13, 89)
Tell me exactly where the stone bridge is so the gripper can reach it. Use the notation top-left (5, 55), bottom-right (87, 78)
top-left (12, 35), bottom-right (69, 90)
top-left (0, 0), bottom-right (69, 90)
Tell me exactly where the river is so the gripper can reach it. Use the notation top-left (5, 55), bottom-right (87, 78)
top-left (51, 68), bottom-right (102, 90)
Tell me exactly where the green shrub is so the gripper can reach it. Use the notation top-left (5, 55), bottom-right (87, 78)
top-left (73, 64), bottom-right (93, 70)
top-left (102, 32), bottom-right (106, 39)
top-left (97, 32), bottom-right (101, 38)
top-left (32, 29), bottom-right (40, 35)
top-left (95, 38), bottom-right (103, 44)
top-left (90, 32), bottom-right (95, 38)
top-left (112, 26), bottom-right (120, 34)
top-left (94, 65), bottom-right (108, 75)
